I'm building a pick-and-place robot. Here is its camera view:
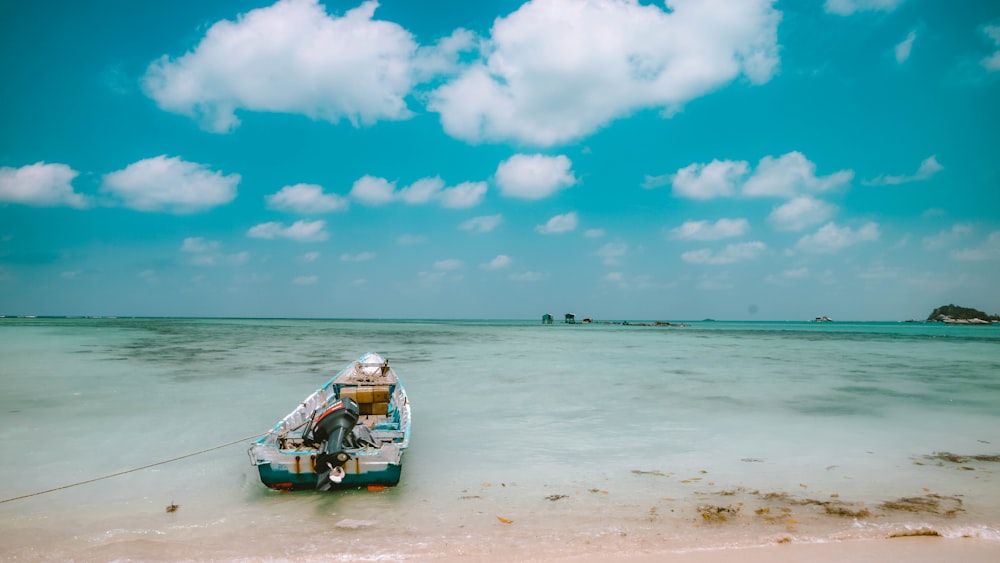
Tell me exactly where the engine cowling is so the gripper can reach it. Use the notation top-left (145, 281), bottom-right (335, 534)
top-left (310, 397), bottom-right (360, 490)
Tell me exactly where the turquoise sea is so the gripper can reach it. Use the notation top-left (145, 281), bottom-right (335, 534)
top-left (1, 317), bottom-right (998, 560)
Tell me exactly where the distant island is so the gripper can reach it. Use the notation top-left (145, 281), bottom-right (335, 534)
top-left (926, 304), bottom-right (999, 324)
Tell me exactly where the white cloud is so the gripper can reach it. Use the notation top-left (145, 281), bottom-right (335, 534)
top-left (348, 175), bottom-right (485, 207)
top-left (670, 152), bottom-right (851, 200)
top-left (181, 237), bottom-right (248, 267)
top-left (341, 251), bottom-right (375, 262)
top-left (350, 175), bottom-right (397, 206)
top-left (481, 255), bottom-right (512, 270)
top-left (440, 181), bottom-right (487, 208)
top-left (824, 0), bottom-right (905, 16)
top-left (181, 237), bottom-right (220, 253)
top-left (671, 218), bottom-right (749, 240)
top-left (794, 222), bottom-right (879, 253)
top-left (143, 0), bottom-right (417, 132)
top-left (951, 231), bottom-right (1000, 261)
top-left (536, 212), bottom-right (578, 234)
top-left (417, 270), bottom-right (448, 283)
top-left (412, 28), bottom-right (478, 81)
top-left (596, 242), bottom-right (628, 265)
top-left (267, 183), bottom-right (348, 214)
top-left (863, 155), bottom-right (943, 186)
top-left (671, 160), bottom-right (748, 200)
top-left (584, 228), bottom-right (606, 238)
top-left (293, 275), bottom-right (319, 285)
top-left (102, 155), bottom-right (238, 214)
top-left (784, 267), bottom-right (809, 279)
top-left (895, 30), bottom-right (916, 64)
top-left (508, 271), bottom-right (547, 282)
top-left (434, 259), bottom-right (463, 270)
top-left (428, 0), bottom-right (780, 146)
top-left (681, 241), bottom-right (766, 264)
top-left (983, 25), bottom-right (1000, 71)
top-left (247, 219), bottom-right (329, 242)
top-left (301, 251), bottom-right (320, 263)
top-left (398, 177), bottom-right (444, 204)
top-left (916, 155), bottom-right (944, 178)
top-left (922, 223), bottom-right (972, 250)
top-left (222, 252), bottom-right (251, 267)
top-left (603, 272), bottom-right (663, 290)
top-left (0, 162), bottom-right (88, 208)
top-left (641, 174), bottom-right (671, 190)
top-left (768, 197), bottom-right (837, 231)
top-left (495, 154), bottom-right (577, 200)
top-left (460, 214), bottom-right (503, 233)
top-left (743, 152), bottom-right (853, 197)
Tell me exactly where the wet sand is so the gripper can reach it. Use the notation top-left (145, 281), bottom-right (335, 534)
top-left (528, 538), bottom-right (1000, 563)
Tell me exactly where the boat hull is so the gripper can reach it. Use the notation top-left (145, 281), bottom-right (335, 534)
top-left (249, 352), bottom-right (410, 491)
top-left (255, 454), bottom-right (403, 491)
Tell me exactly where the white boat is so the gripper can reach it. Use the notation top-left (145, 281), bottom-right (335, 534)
top-left (249, 352), bottom-right (410, 491)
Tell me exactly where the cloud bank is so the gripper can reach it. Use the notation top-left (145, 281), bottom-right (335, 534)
top-left (671, 152), bottom-right (853, 199)
top-left (143, 0), bottom-right (781, 147)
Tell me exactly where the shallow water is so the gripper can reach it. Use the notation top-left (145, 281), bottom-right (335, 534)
top-left (1, 318), bottom-right (998, 560)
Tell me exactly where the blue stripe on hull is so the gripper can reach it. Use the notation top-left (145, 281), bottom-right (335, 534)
top-left (257, 463), bottom-right (402, 490)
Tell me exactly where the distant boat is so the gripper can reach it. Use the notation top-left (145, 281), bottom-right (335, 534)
top-left (814, 316), bottom-right (833, 322)
top-left (249, 352), bottom-right (411, 491)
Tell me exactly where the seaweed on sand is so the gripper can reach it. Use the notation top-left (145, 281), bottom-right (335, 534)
top-left (698, 504), bottom-right (741, 522)
top-left (879, 494), bottom-right (964, 517)
top-left (821, 502), bottom-right (871, 518)
top-left (786, 497), bottom-right (871, 518)
top-left (925, 452), bottom-right (1000, 464)
top-left (889, 528), bottom-right (941, 538)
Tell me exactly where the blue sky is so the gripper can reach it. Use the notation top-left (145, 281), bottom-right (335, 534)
top-left (1, 0), bottom-right (998, 320)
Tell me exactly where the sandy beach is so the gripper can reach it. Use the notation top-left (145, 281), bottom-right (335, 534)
top-left (537, 538), bottom-right (1000, 563)
top-left (15, 535), bottom-right (996, 562)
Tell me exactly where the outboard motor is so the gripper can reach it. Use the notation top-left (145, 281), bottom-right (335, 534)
top-left (309, 397), bottom-right (360, 490)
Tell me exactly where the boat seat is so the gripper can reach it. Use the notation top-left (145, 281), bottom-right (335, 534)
top-left (359, 414), bottom-right (395, 429)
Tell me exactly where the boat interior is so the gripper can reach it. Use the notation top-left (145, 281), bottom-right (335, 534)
top-left (271, 361), bottom-right (407, 453)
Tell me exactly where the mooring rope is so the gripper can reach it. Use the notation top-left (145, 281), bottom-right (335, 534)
top-left (0, 433), bottom-right (265, 504)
